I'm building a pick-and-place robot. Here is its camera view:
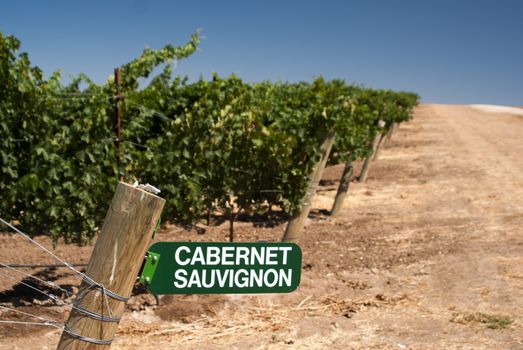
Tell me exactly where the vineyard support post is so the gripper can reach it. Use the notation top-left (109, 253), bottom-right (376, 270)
top-left (358, 130), bottom-right (381, 183)
top-left (228, 208), bottom-right (237, 242)
top-left (57, 182), bottom-right (165, 350)
top-left (386, 122), bottom-right (397, 140)
top-left (330, 161), bottom-right (354, 216)
top-left (372, 132), bottom-right (387, 161)
top-left (114, 67), bottom-right (123, 181)
top-left (282, 132), bottom-right (335, 243)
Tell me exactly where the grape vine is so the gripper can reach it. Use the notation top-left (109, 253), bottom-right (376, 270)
top-left (0, 31), bottom-right (418, 243)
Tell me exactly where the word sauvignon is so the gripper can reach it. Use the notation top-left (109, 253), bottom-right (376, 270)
top-left (174, 268), bottom-right (291, 289)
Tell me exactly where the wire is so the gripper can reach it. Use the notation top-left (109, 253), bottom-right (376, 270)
top-left (45, 92), bottom-right (99, 100)
top-left (0, 263), bottom-right (87, 269)
top-left (0, 263), bottom-right (72, 297)
top-left (121, 140), bottom-right (149, 150)
top-left (0, 320), bottom-right (62, 328)
top-left (0, 217), bottom-right (86, 280)
top-left (62, 324), bottom-right (113, 345)
top-left (231, 167), bottom-right (282, 181)
top-left (0, 271), bottom-right (64, 305)
top-left (100, 137), bottom-right (154, 151)
top-left (0, 305), bottom-right (63, 329)
top-left (234, 189), bottom-right (283, 193)
top-left (0, 216), bottom-right (126, 345)
top-left (8, 139), bottom-right (29, 142)
top-left (0, 217), bottom-right (129, 302)
top-left (71, 303), bottom-right (120, 323)
top-left (125, 100), bottom-right (171, 121)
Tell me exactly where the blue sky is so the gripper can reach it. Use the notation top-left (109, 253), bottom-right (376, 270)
top-left (1, 0), bottom-right (522, 104)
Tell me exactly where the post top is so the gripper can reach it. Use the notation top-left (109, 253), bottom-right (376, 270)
top-left (118, 181), bottom-right (165, 201)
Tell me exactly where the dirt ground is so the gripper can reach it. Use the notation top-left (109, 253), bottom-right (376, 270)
top-left (1, 104), bottom-right (523, 349)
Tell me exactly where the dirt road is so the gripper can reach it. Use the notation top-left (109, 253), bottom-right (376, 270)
top-left (315, 104), bottom-right (523, 349)
top-left (325, 104), bottom-right (523, 349)
top-left (1, 104), bottom-right (522, 349)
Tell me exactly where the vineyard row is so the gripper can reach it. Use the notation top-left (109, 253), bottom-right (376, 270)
top-left (0, 32), bottom-right (418, 242)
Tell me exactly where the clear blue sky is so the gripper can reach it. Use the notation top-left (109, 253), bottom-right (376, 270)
top-left (1, 0), bottom-right (522, 105)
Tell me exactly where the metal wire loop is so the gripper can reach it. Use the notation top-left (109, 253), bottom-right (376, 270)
top-left (71, 303), bottom-right (121, 323)
top-left (81, 276), bottom-right (130, 302)
top-left (62, 324), bottom-right (114, 345)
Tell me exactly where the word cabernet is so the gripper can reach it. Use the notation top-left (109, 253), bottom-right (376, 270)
top-left (174, 245), bottom-right (293, 266)
top-left (144, 242), bottom-right (302, 294)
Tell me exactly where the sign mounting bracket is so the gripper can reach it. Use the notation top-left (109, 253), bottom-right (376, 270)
top-left (138, 252), bottom-right (161, 285)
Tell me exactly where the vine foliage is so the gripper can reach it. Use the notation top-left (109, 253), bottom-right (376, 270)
top-left (0, 32), bottom-right (418, 243)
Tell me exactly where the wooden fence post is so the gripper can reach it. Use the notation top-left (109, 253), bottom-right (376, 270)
top-left (281, 132), bottom-right (335, 243)
top-left (330, 161), bottom-right (354, 216)
top-left (57, 182), bottom-right (165, 349)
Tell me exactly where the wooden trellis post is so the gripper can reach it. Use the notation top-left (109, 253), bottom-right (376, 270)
top-left (359, 120), bottom-right (385, 182)
top-left (57, 182), bottom-right (165, 349)
top-left (282, 132), bottom-right (335, 243)
top-left (330, 161), bottom-right (354, 216)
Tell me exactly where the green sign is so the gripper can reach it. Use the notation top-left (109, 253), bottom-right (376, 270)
top-left (142, 242), bottom-right (302, 294)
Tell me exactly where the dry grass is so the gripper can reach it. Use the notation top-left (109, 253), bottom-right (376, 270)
top-left (113, 293), bottom-right (409, 348)
top-left (450, 312), bottom-right (514, 329)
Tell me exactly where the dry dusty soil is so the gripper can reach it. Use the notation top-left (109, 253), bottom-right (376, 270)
top-left (1, 104), bottom-right (523, 349)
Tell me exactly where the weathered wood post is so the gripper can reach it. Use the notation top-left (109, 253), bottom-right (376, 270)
top-left (372, 119), bottom-right (389, 161)
top-left (358, 133), bottom-right (380, 182)
top-left (330, 161), bottom-right (354, 216)
top-left (282, 132), bottom-right (335, 243)
top-left (386, 122), bottom-right (397, 140)
top-left (358, 120), bottom-right (385, 182)
top-left (387, 122), bottom-right (397, 141)
top-left (228, 208), bottom-right (237, 243)
top-left (114, 68), bottom-right (123, 182)
top-left (57, 182), bottom-right (165, 349)
top-left (372, 132), bottom-right (387, 161)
